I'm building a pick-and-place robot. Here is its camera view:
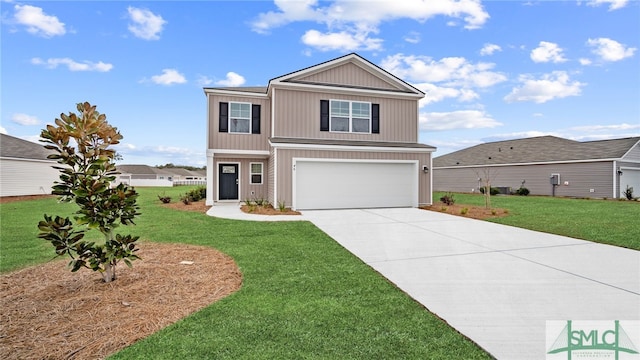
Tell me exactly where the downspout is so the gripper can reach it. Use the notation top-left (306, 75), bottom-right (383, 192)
top-left (271, 88), bottom-right (277, 206)
top-left (613, 160), bottom-right (617, 199)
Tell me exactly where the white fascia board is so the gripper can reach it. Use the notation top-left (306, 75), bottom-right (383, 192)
top-left (269, 82), bottom-right (424, 100)
top-left (203, 88), bottom-right (268, 98)
top-left (433, 158), bottom-right (620, 169)
top-left (0, 156), bottom-right (56, 164)
top-left (270, 141), bottom-right (434, 154)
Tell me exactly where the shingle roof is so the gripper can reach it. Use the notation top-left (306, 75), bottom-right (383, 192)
top-left (433, 136), bottom-right (640, 167)
top-left (203, 86), bottom-right (268, 94)
top-left (0, 133), bottom-right (54, 161)
top-left (116, 164), bottom-right (159, 175)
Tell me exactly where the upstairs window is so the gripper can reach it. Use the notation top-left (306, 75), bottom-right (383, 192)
top-left (229, 102), bottom-right (251, 134)
top-left (330, 100), bottom-right (371, 133)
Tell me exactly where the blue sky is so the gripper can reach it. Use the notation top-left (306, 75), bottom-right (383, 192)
top-left (1, 0), bottom-right (638, 167)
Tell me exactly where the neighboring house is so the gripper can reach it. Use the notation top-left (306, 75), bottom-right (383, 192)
top-left (204, 53), bottom-right (436, 210)
top-left (0, 133), bottom-right (59, 197)
top-left (433, 136), bottom-right (640, 199)
top-left (115, 165), bottom-right (206, 187)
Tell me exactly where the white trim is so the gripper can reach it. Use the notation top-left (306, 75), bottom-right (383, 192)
top-left (271, 88), bottom-right (276, 138)
top-left (228, 101), bottom-right (252, 134)
top-left (613, 161), bottom-right (617, 199)
top-left (329, 99), bottom-right (372, 134)
top-left (206, 151), bottom-right (215, 205)
top-left (203, 88), bottom-right (268, 98)
top-left (216, 161), bottom-right (241, 202)
top-left (291, 157), bottom-right (419, 210)
top-left (434, 158), bottom-right (621, 169)
top-left (273, 147), bottom-right (278, 206)
top-left (270, 141), bottom-right (434, 154)
top-left (270, 81), bottom-right (423, 99)
top-left (211, 149), bottom-right (270, 157)
top-left (249, 162), bottom-right (263, 185)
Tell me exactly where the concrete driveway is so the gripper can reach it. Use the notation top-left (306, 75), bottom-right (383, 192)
top-left (302, 208), bottom-right (640, 360)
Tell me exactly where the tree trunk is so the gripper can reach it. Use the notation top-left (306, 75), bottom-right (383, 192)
top-left (102, 262), bottom-right (116, 283)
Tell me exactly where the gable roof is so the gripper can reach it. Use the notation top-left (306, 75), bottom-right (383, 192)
top-left (433, 136), bottom-right (640, 168)
top-left (268, 53), bottom-right (424, 97)
top-left (0, 133), bottom-right (54, 161)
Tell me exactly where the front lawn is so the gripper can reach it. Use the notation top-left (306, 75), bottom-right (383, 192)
top-left (1, 187), bottom-right (491, 359)
top-left (434, 192), bottom-right (640, 250)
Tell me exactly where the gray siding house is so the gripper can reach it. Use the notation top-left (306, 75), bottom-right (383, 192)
top-left (0, 133), bottom-right (58, 197)
top-left (115, 165), bottom-right (206, 187)
top-left (433, 136), bottom-right (640, 199)
top-left (205, 53), bottom-right (436, 209)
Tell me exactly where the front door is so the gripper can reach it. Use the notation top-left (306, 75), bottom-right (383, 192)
top-left (219, 164), bottom-right (239, 200)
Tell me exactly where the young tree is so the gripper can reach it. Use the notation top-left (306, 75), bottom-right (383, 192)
top-left (37, 102), bottom-right (140, 283)
top-left (473, 167), bottom-right (499, 209)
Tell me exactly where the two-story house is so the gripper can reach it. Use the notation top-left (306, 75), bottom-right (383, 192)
top-left (204, 53), bottom-right (435, 210)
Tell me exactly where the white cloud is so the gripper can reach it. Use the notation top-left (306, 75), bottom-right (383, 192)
top-left (480, 43), bottom-right (501, 56)
top-left (569, 123), bottom-right (640, 132)
top-left (530, 41), bottom-right (567, 63)
top-left (420, 110), bottom-right (502, 131)
top-left (31, 57), bottom-right (113, 72)
top-left (415, 83), bottom-right (479, 106)
top-left (12, 113), bottom-right (40, 126)
top-left (150, 69), bottom-right (187, 85)
top-left (251, 0), bottom-right (488, 51)
top-left (504, 71), bottom-right (585, 103)
top-left (404, 31), bottom-right (421, 44)
top-left (586, 0), bottom-right (628, 11)
top-left (197, 75), bottom-right (214, 86)
top-left (127, 7), bottom-right (166, 40)
top-left (215, 72), bottom-right (246, 87)
top-left (579, 58), bottom-right (592, 65)
top-left (13, 4), bottom-right (65, 38)
top-left (0, 126), bottom-right (7, 134)
top-left (301, 29), bottom-right (383, 51)
top-left (586, 37), bottom-right (636, 62)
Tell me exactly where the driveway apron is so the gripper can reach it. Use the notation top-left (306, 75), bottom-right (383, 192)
top-left (302, 208), bottom-right (640, 360)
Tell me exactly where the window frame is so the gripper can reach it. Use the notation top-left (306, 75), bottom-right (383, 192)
top-left (249, 162), bottom-right (263, 185)
top-left (229, 101), bottom-right (252, 134)
top-left (329, 99), bottom-right (372, 134)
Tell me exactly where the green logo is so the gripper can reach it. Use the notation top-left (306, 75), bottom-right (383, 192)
top-left (547, 320), bottom-right (639, 360)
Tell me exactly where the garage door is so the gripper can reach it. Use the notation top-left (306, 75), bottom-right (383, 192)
top-left (620, 168), bottom-right (640, 198)
top-left (293, 160), bottom-right (418, 210)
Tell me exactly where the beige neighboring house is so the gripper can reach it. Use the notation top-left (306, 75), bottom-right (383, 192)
top-left (115, 165), bottom-right (206, 187)
top-left (433, 136), bottom-right (640, 199)
top-left (205, 53), bottom-right (436, 209)
top-left (0, 133), bottom-right (59, 197)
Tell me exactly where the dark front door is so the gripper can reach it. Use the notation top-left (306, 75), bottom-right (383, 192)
top-left (219, 164), bottom-right (239, 200)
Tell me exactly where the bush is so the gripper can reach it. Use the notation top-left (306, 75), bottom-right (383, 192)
top-left (479, 187), bottom-right (500, 196)
top-left (623, 185), bottom-right (634, 200)
top-left (158, 194), bottom-right (172, 203)
top-left (183, 186), bottom-right (206, 203)
top-left (439, 192), bottom-right (455, 205)
top-left (460, 207), bottom-right (469, 215)
top-left (515, 187), bottom-right (530, 196)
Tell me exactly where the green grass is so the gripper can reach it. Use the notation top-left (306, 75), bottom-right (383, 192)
top-left (1, 187), bottom-right (491, 359)
top-left (435, 192), bottom-right (640, 250)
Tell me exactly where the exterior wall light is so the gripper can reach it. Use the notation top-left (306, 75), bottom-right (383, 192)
top-left (422, 166), bottom-right (429, 173)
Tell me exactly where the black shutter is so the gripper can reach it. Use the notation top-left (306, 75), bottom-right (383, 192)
top-left (372, 103), bottom-right (380, 134)
top-left (219, 102), bottom-right (228, 133)
top-left (320, 100), bottom-right (329, 131)
top-left (251, 104), bottom-right (261, 134)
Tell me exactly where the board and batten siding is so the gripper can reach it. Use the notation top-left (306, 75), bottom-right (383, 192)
top-left (622, 142), bottom-right (640, 162)
top-left (0, 158), bottom-right (59, 197)
top-left (294, 62), bottom-right (401, 91)
top-left (433, 161), bottom-right (614, 198)
top-left (212, 157), bottom-right (269, 201)
top-left (272, 88), bottom-right (417, 142)
top-left (274, 148), bottom-right (431, 207)
top-left (208, 94), bottom-right (270, 151)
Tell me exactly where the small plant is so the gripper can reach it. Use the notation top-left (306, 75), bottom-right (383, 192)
top-left (180, 195), bottom-right (191, 205)
top-left (515, 187), bottom-right (530, 196)
top-left (244, 198), bottom-right (254, 206)
top-left (278, 200), bottom-right (287, 212)
top-left (480, 187), bottom-right (500, 196)
top-left (247, 203), bottom-right (257, 212)
top-left (440, 206), bottom-right (448, 212)
top-left (460, 207), bottom-right (469, 215)
top-left (440, 192), bottom-right (455, 205)
top-left (623, 185), bottom-right (634, 200)
top-left (491, 209), bottom-right (497, 215)
top-left (158, 193), bottom-right (172, 204)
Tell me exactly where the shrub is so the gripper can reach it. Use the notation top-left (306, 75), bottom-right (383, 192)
top-left (184, 186), bottom-right (206, 202)
top-left (278, 200), bottom-right (287, 212)
top-left (158, 194), bottom-right (171, 203)
top-left (480, 187), bottom-right (500, 196)
top-left (180, 195), bottom-right (191, 205)
top-left (460, 207), bottom-right (469, 215)
top-left (515, 187), bottom-right (530, 196)
top-left (623, 185), bottom-right (634, 201)
top-left (440, 192), bottom-right (455, 205)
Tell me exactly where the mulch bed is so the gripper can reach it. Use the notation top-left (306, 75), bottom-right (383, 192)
top-left (420, 203), bottom-right (509, 220)
top-left (0, 242), bottom-right (242, 360)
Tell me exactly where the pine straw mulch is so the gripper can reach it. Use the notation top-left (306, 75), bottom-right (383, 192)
top-left (420, 203), bottom-right (510, 220)
top-left (0, 242), bottom-right (243, 360)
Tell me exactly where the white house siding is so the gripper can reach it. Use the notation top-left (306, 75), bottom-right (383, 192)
top-left (0, 158), bottom-right (59, 197)
top-left (275, 148), bottom-right (431, 208)
top-left (622, 142), bottom-right (640, 162)
top-left (434, 161), bottom-right (614, 199)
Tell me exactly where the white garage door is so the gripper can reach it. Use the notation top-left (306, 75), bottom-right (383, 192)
top-left (620, 168), bottom-right (640, 198)
top-left (293, 160), bottom-right (418, 210)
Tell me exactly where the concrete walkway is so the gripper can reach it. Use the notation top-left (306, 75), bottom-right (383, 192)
top-left (207, 204), bottom-right (640, 359)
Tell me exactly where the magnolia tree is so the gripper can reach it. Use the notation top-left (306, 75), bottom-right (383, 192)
top-left (38, 102), bottom-right (140, 283)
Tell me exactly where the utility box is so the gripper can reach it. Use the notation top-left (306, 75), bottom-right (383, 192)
top-left (550, 173), bottom-right (560, 185)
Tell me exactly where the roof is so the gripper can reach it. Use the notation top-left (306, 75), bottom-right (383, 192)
top-left (0, 133), bottom-right (54, 161)
top-left (116, 165), bottom-right (205, 177)
top-left (433, 136), bottom-right (640, 168)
